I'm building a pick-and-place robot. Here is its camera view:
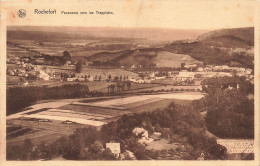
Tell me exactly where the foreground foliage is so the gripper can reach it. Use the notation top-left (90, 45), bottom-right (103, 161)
top-left (7, 102), bottom-right (228, 160)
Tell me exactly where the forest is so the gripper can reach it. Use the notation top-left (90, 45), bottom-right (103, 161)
top-left (195, 76), bottom-right (254, 138)
top-left (202, 76), bottom-right (254, 94)
top-left (204, 88), bottom-right (254, 139)
top-left (164, 42), bottom-right (254, 69)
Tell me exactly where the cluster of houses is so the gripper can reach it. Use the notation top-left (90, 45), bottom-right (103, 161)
top-left (7, 63), bottom-right (50, 81)
top-left (106, 127), bottom-right (254, 160)
top-left (135, 64), bottom-right (253, 85)
top-left (104, 127), bottom-right (163, 160)
top-left (7, 55), bottom-right (45, 65)
top-left (63, 64), bottom-right (253, 85)
top-left (132, 127), bottom-right (154, 144)
top-left (7, 53), bottom-right (254, 86)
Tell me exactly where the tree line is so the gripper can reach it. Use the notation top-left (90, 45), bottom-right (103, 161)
top-left (204, 88), bottom-right (254, 138)
top-left (202, 76), bottom-right (254, 95)
top-left (193, 76), bottom-right (254, 138)
top-left (7, 84), bottom-right (89, 115)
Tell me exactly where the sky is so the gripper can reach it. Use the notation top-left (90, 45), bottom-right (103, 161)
top-left (1, 0), bottom-right (255, 30)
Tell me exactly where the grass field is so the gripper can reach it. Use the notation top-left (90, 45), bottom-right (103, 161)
top-left (71, 93), bottom-right (197, 114)
top-left (155, 51), bottom-right (202, 68)
top-left (7, 118), bottom-right (87, 146)
top-left (146, 138), bottom-right (180, 151)
top-left (59, 104), bottom-right (130, 116)
top-left (36, 81), bottom-right (112, 92)
top-left (128, 98), bottom-right (192, 113)
top-left (40, 109), bottom-right (109, 120)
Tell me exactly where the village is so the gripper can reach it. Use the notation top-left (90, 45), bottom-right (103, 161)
top-left (6, 53), bottom-right (254, 91)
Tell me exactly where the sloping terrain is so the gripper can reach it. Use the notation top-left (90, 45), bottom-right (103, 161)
top-left (88, 48), bottom-right (202, 68)
top-left (198, 27), bottom-right (254, 46)
top-left (116, 49), bottom-right (157, 66)
top-left (163, 27), bottom-right (254, 68)
top-left (155, 51), bottom-right (202, 67)
top-left (8, 26), bottom-right (207, 42)
top-left (87, 50), bottom-right (130, 61)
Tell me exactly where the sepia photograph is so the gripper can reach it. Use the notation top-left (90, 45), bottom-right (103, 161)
top-left (0, 0), bottom-right (259, 165)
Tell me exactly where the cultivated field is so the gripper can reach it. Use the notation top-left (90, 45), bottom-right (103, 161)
top-left (155, 51), bottom-right (202, 68)
top-left (7, 118), bottom-right (87, 146)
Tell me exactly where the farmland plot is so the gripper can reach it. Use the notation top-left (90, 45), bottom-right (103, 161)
top-left (76, 92), bottom-right (204, 108)
top-left (59, 104), bottom-right (129, 116)
top-left (155, 51), bottom-right (202, 68)
top-left (37, 108), bottom-right (109, 120)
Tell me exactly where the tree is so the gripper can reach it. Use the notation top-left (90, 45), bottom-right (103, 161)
top-left (205, 87), bottom-right (254, 138)
top-left (61, 51), bottom-right (71, 65)
top-left (107, 75), bottom-right (112, 82)
top-left (138, 73), bottom-right (145, 79)
top-left (110, 84), bottom-right (115, 93)
top-left (75, 60), bottom-right (83, 73)
top-left (208, 144), bottom-right (227, 160)
top-left (113, 76), bottom-right (119, 82)
top-left (127, 81), bottom-right (131, 90)
top-left (181, 63), bottom-right (185, 68)
top-left (90, 141), bottom-right (104, 154)
top-left (102, 148), bottom-right (117, 160)
top-left (107, 85), bottom-right (110, 93)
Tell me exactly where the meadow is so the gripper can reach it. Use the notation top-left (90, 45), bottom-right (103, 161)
top-left (155, 51), bottom-right (202, 68)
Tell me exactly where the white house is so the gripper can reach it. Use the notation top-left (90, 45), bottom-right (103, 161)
top-left (132, 127), bottom-right (154, 144)
top-left (76, 78), bottom-right (85, 81)
top-left (149, 72), bottom-right (156, 79)
top-left (155, 76), bottom-right (166, 80)
top-left (86, 77), bottom-right (94, 82)
top-left (178, 70), bottom-right (195, 79)
top-left (133, 127), bottom-right (149, 139)
top-left (184, 64), bottom-right (197, 68)
top-left (197, 67), bottom-right (204, 72)
top-left (128, 78), bottom-right (137, 82)
top-left (136, 79), bottom-right (145, 84)
top-left (106, 143), bottom-right (121, 158)
top-left (144, 79), bottom-right (152, 84)
top-left (67, 77), bottom-right (77, 82)
top-left (246, 69), bottom-right (252, 74)
top-left (38, 70), bottom-right (50, 81)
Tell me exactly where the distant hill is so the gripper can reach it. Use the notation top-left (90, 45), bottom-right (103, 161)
top-left (7, 26), bottom-right (208, 42)
top-left (8, 26), bottom-right (253, 69)
top-left (89, 27), bottom-right (254, 68)
top-left (7, 30), bottom-right (100, 42)
top-left (163, 27), bottom-right (254, 68)
top-left (198, 27), bottom-right (254, 46)
top-left (88, 48), bottom-right (202, 68)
